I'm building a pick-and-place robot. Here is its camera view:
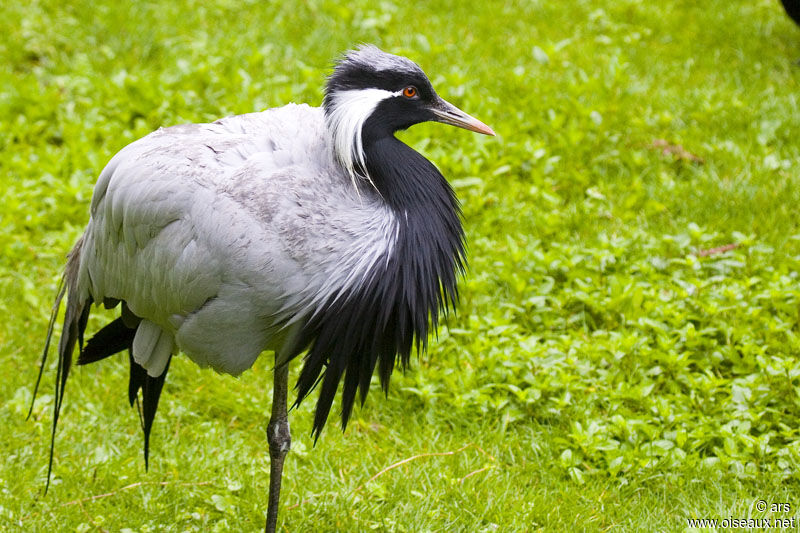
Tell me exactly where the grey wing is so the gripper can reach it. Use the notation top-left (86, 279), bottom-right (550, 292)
top-left (76, 104), bottom-right (333, 375)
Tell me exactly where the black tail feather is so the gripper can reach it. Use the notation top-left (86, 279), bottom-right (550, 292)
top-left (28, 276), bottom-right (66, 421)
top-left (47, 295), bottom-right (90, 493)
top-left (77, 303), bottom-right (90, 353)
top-left (41, 236), bottom-right (90, 493)
top-left (128, 350), bottom-right (171, 470)
top-left (79, 318), bottom-right (136, 365)
top-left (128, 350), bottom-right (148, 409)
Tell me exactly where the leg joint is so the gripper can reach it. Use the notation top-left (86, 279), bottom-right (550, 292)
top-left (267, 415), bottom-right (291, 457)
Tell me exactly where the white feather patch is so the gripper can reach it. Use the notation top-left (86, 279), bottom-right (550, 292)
top-left (325, 88), bottom-right (400, 189)
top-left (133, 319), bottom-right (174, 377)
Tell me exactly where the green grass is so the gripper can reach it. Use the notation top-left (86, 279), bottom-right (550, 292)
top-left (3, 0), bottom-right (800, 530)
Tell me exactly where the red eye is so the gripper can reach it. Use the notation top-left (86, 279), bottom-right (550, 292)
top-left (402, 86), bottom-right (417, 98)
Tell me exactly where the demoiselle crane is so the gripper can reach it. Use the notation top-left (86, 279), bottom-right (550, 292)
top-left (33, 45), bottom-right (495, 531)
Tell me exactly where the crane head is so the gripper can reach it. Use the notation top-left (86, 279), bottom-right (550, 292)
top-left (323, 45), bottom-right (494, 181)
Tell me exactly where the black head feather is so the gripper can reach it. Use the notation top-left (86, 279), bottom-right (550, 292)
top-left (323, 45), bottom-right (435, 107)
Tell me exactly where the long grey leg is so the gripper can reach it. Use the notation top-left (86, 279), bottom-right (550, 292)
top-left (265, 361), bottom-right (290, 533)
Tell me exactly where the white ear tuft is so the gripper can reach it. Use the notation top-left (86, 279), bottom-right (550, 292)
top-left (325, 88), bottom-right (398, 190)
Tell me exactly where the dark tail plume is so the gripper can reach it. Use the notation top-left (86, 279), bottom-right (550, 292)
top-left (31, 236), bottom-right (90, 493)
top-left (128, 352), bottom-right (171, 470)
top-left (78, 317), bottom-right (135, 365)
top-left (76, 306), bottom-right (168, 469)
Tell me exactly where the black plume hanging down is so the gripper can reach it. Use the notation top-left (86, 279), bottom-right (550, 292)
top-left (77, 312), bottom-right (171, 469)
top-left (293, 138), bottom-right (465, 440)
top-left (78, 317), bottom-right (133, 365)
top-left (127, 351), bottom-right (171, 469)
top-left (29, 239), bottom-right (89, 492)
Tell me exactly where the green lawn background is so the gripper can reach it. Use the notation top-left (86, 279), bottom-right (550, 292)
top-left (2, 0), bottom-right (800, 530)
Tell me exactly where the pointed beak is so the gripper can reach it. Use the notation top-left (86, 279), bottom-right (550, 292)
top-left (430, 97), bottom-right (496, 136)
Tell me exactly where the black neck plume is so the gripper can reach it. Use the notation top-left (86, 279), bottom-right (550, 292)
top-left (293, 135), bottom-right (466, 440)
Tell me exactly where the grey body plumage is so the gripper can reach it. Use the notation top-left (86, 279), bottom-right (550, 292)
top-left (35, 45), bottom-right (494, 532)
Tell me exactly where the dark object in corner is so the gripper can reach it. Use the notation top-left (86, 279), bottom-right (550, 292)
top-left (782, 0), bottom-right (800, 26)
